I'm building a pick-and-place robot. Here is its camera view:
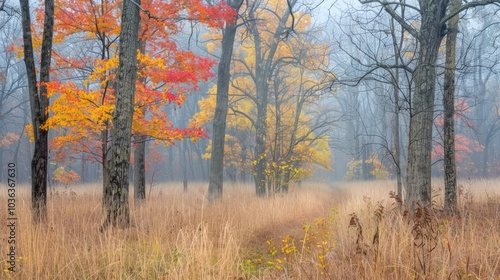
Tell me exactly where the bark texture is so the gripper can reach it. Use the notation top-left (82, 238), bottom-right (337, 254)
top-left (443, 0), bottom-right (461, 213)
top-left (102, 0), bottom-right (140, 229)
top-left (133, 139), bottom-right (146, 202)
top-left (207, 0), bottom-right (243, 202)
top-left (405, 0), bottom-right (447, 206)
top-left (19, 0), bottom-right (54, 222)
top-left (134, 42), bottom-right (147, 204)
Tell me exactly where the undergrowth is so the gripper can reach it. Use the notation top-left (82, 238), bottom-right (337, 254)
top-left (242, 181), bottom-right (500, 279)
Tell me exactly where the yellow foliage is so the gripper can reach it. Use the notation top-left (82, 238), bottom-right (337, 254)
top-left (192, 0), bottom-right (333, 186)
top-left (244, 210), bottom-right (337, 276)
top-left (365, 152), bottom-right (390, 179)
top-left (344, 153), bottom-right (390, 180)
top-left (189, 86), bottom-right (217, 128)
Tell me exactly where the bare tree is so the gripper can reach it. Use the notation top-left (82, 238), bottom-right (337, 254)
top-left (331, 4), bottom-right (416, 191)
top-left (208, 0), bottom-right (244, 202)
top-left (360, 0), bottom-right (500, 206)
top-left (19, 0), bottom-right (54, 222)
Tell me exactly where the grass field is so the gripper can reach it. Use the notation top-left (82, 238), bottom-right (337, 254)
top-left (1, 180), bottom-right (499, 279)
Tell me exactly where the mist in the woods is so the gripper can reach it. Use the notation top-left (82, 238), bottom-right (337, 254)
top-left (1, 0), bottom-right (500, 278)
top-left (2, 1), bottom-right (500, 186)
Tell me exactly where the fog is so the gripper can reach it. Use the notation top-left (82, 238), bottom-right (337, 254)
top-left (1, 0), bottom-right (500, 188)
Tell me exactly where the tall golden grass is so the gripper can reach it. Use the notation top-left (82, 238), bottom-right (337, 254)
top-left (1, 180), bottom-right (499, 279)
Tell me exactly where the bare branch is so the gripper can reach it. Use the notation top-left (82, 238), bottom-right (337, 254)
top-left (441, 0), bottom-right (500, 24)
top-left (359, 0), bottom-right (419, 39)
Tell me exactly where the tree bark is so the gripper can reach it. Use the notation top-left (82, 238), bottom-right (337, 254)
top-left (443, 0), bottom-right (460, 213)
top-left (405, 0), bottom-right (447, 206)
top-left (19, 0), bottom-right (54, 223)
top-left (101, 125), bottom-right (109, 201)
top-left (253, 79), bottom-right (269, 196)
top-left (134, 42), bottom-right (147, 204)
top-left (133, 139), bottom-right (146, 202)
top-left (207, 0), bottom-right (243, 202)
top-left (102, 0), bottom-right (140, 229)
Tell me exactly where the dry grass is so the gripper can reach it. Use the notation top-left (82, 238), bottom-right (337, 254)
top-left (1, 180), bottom-right (499, 279)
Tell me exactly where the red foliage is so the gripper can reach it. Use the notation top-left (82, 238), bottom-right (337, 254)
top-left (37, 0), bottom-right (235, 163)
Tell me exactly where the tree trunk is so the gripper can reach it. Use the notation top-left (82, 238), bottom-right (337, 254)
top-left (193, 142), bottom-right (207, 180)
top-left (80, 154), bottom-right (85, 183)
top-left (101, 126), bottom-right (109, 199)
top-left (207, 0), bottom-right (242, 202)
top-left (254, 80), bottom-right (269, 196)
top-left (443, 0), bottom-right (461, 213)
top-left (19, 0), bottom-right (54, 223)
top-left (392, 74), bottom-right (402, 199)
top-left (134, 41), bottom-right (147, 204)
top-left (390, 17), bottom-right (403, 201)
top-left (102, 0), bottom-right (140, 229)
top-left (405, 1), bottom-right (446, 206)
top-left (134, 139), bottom-right (146, 202)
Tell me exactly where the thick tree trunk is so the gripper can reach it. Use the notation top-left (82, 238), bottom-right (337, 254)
top-left (19, 0), bottom-right (54, 222)
top-left (207, 0), bottom-right (242, 202)
top-left (102, 0), bottom-right (140, 229)
top-left (31, 130), bottom-right (48, 221)
top-left (405, 1), bottom-right (446, 206)
top-left (443, 0), bottom-right (460, 213)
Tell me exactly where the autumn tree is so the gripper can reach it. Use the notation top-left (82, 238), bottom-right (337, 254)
top-left (243, 0), bottom-right (298, 196)
top-left (266, 44), bottom-right (333, 192)
top-left (194, 0), bottom-right (332, 195)
top-left (40, 0), bottom-right (234, 205)
top-left (19, 0), bottom-right (54, 222)
top-left (100, 0), bottom-right (141, 229)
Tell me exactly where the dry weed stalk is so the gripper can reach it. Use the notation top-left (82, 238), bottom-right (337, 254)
top-left (389, 190), bottom-right (440, 279)
top-left (348, 201), bottom-right (384, 262)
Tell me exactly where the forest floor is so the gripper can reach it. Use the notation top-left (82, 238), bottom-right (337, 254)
top-left (1, 179), bottom-right (499, 279)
